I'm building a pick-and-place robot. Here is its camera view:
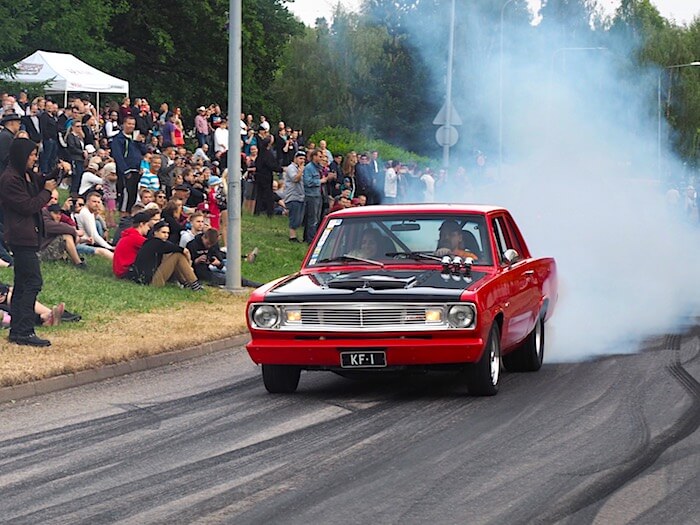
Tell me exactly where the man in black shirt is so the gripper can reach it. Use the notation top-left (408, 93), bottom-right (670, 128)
top-left (21, 104), bottom-right (42, 144)
top-left (0, 113), bottom-right (22, 173)
top-left (39, 101), bottom-right (59, 175)
top-left (187, 228), bottom-right (262, 288)
top-left (187, 229), bottom-right (225, 285)
top-left (131, 220), bottom-right (203, 290)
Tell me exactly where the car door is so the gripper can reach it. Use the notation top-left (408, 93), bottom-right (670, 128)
top-left (491, 215), bottom-right (537, 348)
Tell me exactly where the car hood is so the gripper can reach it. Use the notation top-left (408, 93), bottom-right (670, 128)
top-left (263, 268), bottom-right (488, 303)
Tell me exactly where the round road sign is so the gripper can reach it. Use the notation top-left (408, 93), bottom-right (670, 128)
top-left (435, 125), bottom-right (458, 147)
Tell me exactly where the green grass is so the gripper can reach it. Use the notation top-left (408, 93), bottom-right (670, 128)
top-left (0, 212), bottom-right (308, 327)
top-left (240, 212), bottom-right (309, 284)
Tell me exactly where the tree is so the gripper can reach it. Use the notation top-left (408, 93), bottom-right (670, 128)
top-left (0, 0), bottom-right (33, 71)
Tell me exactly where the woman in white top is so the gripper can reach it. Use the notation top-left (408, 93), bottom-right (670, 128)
top-left (104, 111), bottom-right (120, 142)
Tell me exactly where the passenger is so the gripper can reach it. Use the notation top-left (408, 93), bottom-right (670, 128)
top-left (436, 220), bottom-right (479, 260)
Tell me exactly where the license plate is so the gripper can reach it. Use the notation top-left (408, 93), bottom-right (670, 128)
top-left (340, 351), bottom-right (387, 368)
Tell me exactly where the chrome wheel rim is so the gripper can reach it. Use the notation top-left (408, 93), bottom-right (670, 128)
top-left (534, 319), bottom-right (543, 360)
top-left (489, 336), bottom-right (500, 385)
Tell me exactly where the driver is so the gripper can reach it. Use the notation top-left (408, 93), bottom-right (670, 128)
top-left (436, 220), bottom-right (479, 260)
top-left (350, 228), bottom-right (385, 259)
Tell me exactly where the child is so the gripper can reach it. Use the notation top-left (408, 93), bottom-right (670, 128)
top-left (139, 151), bottom-right (152, 178)
top-left (101, 162), bottom-right (119, 228)
top-left (205, 175), bottom-right (223, 230)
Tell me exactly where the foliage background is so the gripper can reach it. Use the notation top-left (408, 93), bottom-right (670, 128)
top-left (0, 0), bottom-right (698, 165)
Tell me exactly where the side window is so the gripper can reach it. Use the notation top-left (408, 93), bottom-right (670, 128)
top-left (503, 216), bottom-right (524, 256)
top-left (491, 217), bottom-right (520, 263)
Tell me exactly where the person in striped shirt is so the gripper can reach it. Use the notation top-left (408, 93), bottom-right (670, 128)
top-left (138, 154), bottom-right (161, 192)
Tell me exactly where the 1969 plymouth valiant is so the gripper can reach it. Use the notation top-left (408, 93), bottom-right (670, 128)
top-left (246, 204), bottom-right (557, 396)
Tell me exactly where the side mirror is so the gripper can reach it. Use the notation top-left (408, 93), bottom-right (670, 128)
top-left (503, 248), bottom-right (519, 265)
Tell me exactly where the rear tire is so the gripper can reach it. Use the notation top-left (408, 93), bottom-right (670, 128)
top-left (262, 365), bottom-right (301, 393)
top-left (503, 315), bottom-right (545, 372)
top-left (466, 324), bottom-right (501, 396)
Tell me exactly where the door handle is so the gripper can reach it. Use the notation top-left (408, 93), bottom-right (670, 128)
top-left (524, 270), bottom-right (535, 275)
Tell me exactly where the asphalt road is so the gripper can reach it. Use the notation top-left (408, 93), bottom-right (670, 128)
top-left (0, 329), bottom-right (698, 525)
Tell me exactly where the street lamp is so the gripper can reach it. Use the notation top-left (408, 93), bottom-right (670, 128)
top-left (498, 0), bottom-right (515, 177)
top-left (657, 61), bottom-right (700, 181)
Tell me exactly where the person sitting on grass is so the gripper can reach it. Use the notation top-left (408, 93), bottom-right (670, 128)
top-left (185, 228), bottom-right (262, 288)
top-left (40, 203), bottom-right (87, 269)
top-left (111, 202), bottom-right (145, 246)
top-left (179, 210), bottom-right (206, 247)
top-left (77, 160), bottom-right (104, 197)
top-left (75, 191), bottom-right (114, 260)
top-left (0, 281), bottom-right (80, 328)
top-left (112, 211), bottom-right (152, 279)
top-left (130, 220), bottom-right (203, 290)
top-left (161, 197), bottom-right (186, 244)
top-left (186, 228), bottom-right (226, 286)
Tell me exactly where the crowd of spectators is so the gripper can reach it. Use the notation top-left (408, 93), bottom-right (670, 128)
top-left (0, 89), bottom-right (470, 344)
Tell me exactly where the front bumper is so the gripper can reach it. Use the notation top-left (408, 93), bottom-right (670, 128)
top-left (246, 332), bottom-right (485, 367)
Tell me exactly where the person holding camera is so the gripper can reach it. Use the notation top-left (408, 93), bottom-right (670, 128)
top-left (0, 138), bottom-right (60, 346)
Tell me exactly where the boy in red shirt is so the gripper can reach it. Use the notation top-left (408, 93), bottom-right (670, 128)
top-left (112, 212), bottom-right (152, 278)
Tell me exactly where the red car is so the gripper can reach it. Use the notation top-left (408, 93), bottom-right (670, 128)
top-left (246, 204), bottom-right (558, 396)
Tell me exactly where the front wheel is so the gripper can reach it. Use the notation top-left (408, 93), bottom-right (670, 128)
top-left (465, 323), bottom-right (501, 396)
top-left (262, 365), bottom-right (301, 393)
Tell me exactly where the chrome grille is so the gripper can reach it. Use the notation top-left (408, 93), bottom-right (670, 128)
top-left (280, 303), bottom-right (446, 331)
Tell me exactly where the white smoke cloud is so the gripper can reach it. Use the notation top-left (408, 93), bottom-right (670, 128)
top-left (405, 3), bottom-right (700, 361)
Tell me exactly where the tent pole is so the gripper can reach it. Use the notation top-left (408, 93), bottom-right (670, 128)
top-left (96, 92), bottom-right (100, 115)
top-left (64, 91), bottom-right (67, 108)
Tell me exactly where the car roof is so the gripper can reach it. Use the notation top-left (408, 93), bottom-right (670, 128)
top-left (327, 203), bottom-right (508, 218)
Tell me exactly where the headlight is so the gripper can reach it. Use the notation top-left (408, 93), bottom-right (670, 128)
top-left (447, 304), bottom-right (475, 328)
top-left (252, 305), bottom-right (279, 328)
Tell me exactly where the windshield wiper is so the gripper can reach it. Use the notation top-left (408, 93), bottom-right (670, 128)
top-left (385, 251), bottom-right (442, 262)
top-left (317, 254), bottom-right (385, 267)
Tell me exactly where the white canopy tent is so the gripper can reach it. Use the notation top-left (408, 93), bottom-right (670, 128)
top-left (1, 50), bottom-right (129, 109)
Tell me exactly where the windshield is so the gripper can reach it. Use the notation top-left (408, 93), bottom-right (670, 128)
top-left (307, 214), bottom-right (493, 267)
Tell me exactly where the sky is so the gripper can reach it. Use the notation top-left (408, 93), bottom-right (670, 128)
top-left (285, 0), bottom-right (699, 27)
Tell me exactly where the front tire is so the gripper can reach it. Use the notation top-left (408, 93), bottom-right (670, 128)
top-left (466, 323), bottom-right (501, 396)
top-left (262, 365), bottom-right (301, 393)
top-left (503, 315), bottom-right (545, 372)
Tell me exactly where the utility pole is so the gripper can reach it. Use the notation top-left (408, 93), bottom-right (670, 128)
top-left (226, 0), bottom-right (243, 291)
top-left (443, 0), bottom-right (456, 170)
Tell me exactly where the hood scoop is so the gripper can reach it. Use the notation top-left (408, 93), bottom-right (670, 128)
top-left (327, 274), bottom-right (417, 290)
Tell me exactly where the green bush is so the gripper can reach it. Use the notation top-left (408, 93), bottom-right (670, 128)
top-left (308, 126), bottom-right (430, 166)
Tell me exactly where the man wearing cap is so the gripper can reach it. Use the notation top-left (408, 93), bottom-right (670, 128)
top-left (283, 151), bottom-right (306, 242)
top-left (77, 160), bottom-right (104, 196)
top-left (194, 106), bottom-right (209, 148)
top-left (0, 112), bottom-right (22, 173)
top-left (40, 203), bottom-right (85, 268)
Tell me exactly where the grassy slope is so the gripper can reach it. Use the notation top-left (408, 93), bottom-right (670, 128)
top-left (0, 213), bottom-right (308, 385)
top-left (0, 212), bottom-right (306, 324)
